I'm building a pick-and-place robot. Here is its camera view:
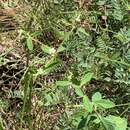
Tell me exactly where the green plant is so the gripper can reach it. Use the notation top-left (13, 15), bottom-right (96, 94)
top-left (56, 72), bottom-right (129, 130)
top-left (1, 0), bottom-right (130, 129)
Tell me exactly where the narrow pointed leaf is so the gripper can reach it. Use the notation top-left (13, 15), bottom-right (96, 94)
top-left (27, 37), bottom-right (33, 51)
top-left (56, 81), bottom-right (71, 86)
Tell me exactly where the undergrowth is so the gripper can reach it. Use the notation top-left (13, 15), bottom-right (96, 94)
top-left (0, 0), bottom-right (130, 130)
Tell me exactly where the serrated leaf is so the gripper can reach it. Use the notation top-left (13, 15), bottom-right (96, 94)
top-left (41, 45), bottom-right (56, 54)
top-left (95, 99), bottom-right (115, 109)
top-left (80, 73), bottom-right (93, 86)
top-left (92, 92), bottom-right (102, 102)
top-left (56, 80), bottom-right (71, 86)
top-left (27, 37), bottom-right (33, 51)
top-left (83, 96), bottom-right (93, 113)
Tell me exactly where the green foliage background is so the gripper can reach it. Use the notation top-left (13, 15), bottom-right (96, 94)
top-left (0, 0), bottom-right (130, 130)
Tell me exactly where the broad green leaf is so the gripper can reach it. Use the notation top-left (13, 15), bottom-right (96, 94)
top-left (75, 87), bottom-right (84, 97)
top-left (92, 92), bottom-right (102, 102)
top-left (102, 118), bottom-right (115, 130)
top-left (83, 96), bottom-right (93, 113)
top-left (41, 45), bottom-right (56, 54)
top-left (104, 115), bottom-right (127, 130)
top-left (80, 73), bottom-right (93, 86)
top-left (56, 80), bottom-right (71, 86)
top-left (27, 37), bottom-right (33, 51)
top-left (95, 99), bottom-right (115, 109)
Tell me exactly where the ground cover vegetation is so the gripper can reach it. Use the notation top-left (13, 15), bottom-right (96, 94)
top-left (0, 0), bottom-right (130, 130)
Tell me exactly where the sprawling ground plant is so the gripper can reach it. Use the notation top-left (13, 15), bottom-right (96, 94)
top-left (0, 0), bottom-right (130, 130)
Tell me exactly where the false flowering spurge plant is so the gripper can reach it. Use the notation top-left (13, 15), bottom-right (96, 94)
top-left (56, 72), bottom-right (128, 130)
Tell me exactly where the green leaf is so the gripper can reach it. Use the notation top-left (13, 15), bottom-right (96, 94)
top-left (44, 94), bottom-right (53, 106)
top-left (43, 61), bottom-right (59, 75)
top-left (54, 0), bottom-right (59, 4)
top-left (77, 27), bottom-right (89, 36)
top-left (92, 92), bottom-right (102, 102)
top-left (75, 87), bottom-right (84, 97)
top-left (94, 99), bottom-right (115, 109)
top-left (35, 60), bottom-right (59, 76)
top-left (26, 37), bottom-right (33, 51)
top-left (114, 32), bottom-right (127, 42)
top-left (0, 117), bottom-right (4, 130)
top-left (56, 80), bottom-right (71, 86)
top-left (55, 30), bottom-right (65, 39)
top-left (57, 45), bottom-right (66, 53)
top-left (93, 118), bottom-right (100, 124)
top-left (77, 116), bottom-right (88, 129)
top-left (104, 115), bottom-right (127, 130)
top-left (83, 96), bottom-right (93, 113)
top-left (30, 31), bottom-right (40, 37)
top-left (97, 0), bottom-right (106, 5)
top-left (41, 45), bottom-right (56, 54)
top-left (54, 28), bottom-right (70, 40)
top-left (45, 58), bottom-right (59, 68)
top-left (80, 73), bottom-right (93, 86)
